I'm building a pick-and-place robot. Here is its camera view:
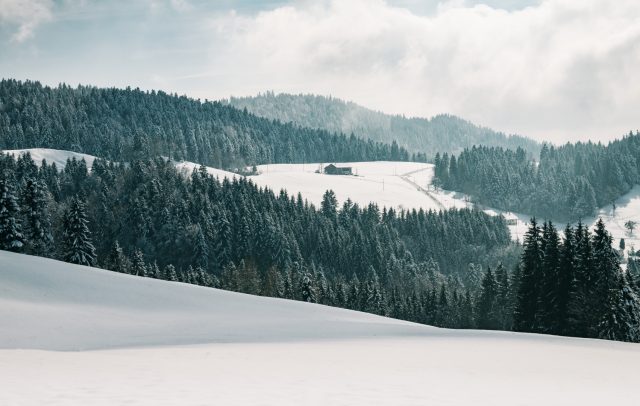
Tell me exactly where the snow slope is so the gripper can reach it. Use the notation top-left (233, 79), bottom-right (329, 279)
top-left (2, 252), bottom-right (640, 406)
top-left (0, 251), bottom-right (431, 351)
top-left (2, 148), bottom-right (99, 169)
top-left (175, 160), bottom-right (239, 181)
top-left (252, 161), bottom-right (443, 211)
top-left (586, 185), bottom-right (640, 258)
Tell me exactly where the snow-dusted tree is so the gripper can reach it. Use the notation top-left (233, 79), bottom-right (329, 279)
top-left (0, 176), bottom-right (24, 252)
top-left (150, 262), bottom-right (161, 279)
top-left (300, 271), bottom-right (317, 303)
top-left (598, 274), bottom-right (640, 342)
top-left (164, 264), bottom-right (178, 282)
top-left (106, 240), bottom-right (130, 273)
top-left (62, 196), bottom-right (96, 266)
top-left (193, 225), bottom-right (209, 270)
top-left (131, 249), bottom-right (147, 277)
top-left (514, 218), bottom-right (543, 332)
top-left (21, 178), bottom-right (53, 255)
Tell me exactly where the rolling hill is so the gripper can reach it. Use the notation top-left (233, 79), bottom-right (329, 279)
top-left (1, 251), bottom-right (639, 405)
top-left (226, 92), bottom-right (541, 158)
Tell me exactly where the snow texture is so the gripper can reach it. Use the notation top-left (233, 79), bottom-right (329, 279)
top-left (1, 251), bottom-right (640, 406)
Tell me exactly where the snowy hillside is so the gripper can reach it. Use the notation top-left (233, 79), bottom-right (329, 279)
top-left (586, 185), bottom-right (640, 258)
top-left (2, 148), bottom-right (99, 169)
top-left (1, 252), bottom-right (640, 406)
top-left (0, 251), bottom-right (431, 351)
top-left (7, 148), bottom-right (640, 245)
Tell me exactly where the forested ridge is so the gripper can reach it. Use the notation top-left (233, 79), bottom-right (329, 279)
top-left (0, 79), bottom-right (409, 169)
top-left (1, 151), bottom-right (638, 341)
top-left (226, 92), bottom-right (540, 158)
top-left (434, 135), bottom-right (640, 220)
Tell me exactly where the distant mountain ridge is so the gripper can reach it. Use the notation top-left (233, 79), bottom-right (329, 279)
top-left (226, 92), bottom-right (540, 158)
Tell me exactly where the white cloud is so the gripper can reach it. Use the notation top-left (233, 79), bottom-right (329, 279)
top-left (202, 0), bottom-right (640, 143)
top-left (0, 0), bottom-right (53, 42)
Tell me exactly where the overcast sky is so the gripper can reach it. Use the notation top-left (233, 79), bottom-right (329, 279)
top-left (1, 0), bottom-right (639, 143)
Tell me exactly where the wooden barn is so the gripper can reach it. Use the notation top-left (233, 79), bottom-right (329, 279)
top-left (324, 164), bottom-right (353, 175)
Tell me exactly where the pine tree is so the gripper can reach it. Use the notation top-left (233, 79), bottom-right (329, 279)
top-left (21, 178), bottom-right (53, 255)
top-left (477, 267), bottom-right (500, 330)
top-left (164, 264), bottom-right (178, 282)
top-left (592, 219), bottom-right (621, 336)
top-left (556, 224), bottom-right (575, 335)
top-left (494, 263), bottom-right (511, 330)
top-left (62, 197), bottom-right (96, 266)
top-left (514, 218), bottom-right (542, 332)
top-left (300, 271), bottom-right (316, 303)
top-left (0, 176), bottom-right (24, 252)
top-left (321, 190), bottom-right (338, 219)
top-left (539, 221), bottom-right (560, 333)
top-left (565, 222), bottom-right (593, 337)
top-left (193, 225), bottom-right (209, 270)
top-left (107, 240), bottom-right (130, 273)
top-left (598, 273), bottom-right (640, 342)
top-left (131, 249), bottom-right (147, 277)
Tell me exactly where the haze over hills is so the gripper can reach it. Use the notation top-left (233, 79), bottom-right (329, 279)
top-left (226, 92), bottom-right (541, 158)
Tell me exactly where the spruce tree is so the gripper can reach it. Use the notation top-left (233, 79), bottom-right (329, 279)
top-left (0, 176), bottom-right (25, 252)
top-left (566, 221), bottom-right (593, 337)
top-left (165, 264), bottom-right (178, 282)
top-left (539, 222), bottom-right (560, 333)
top-left (107, 240), bottom-right (130, 273)
top-left (131, 249), bottom-right (147, 277)
top-left (514, 218), bottom-right (542, 332)
top-left (477, 266), bottom-right (499, 330)
top-left (556, 224), bottom-right (575, 335)
top-left (62, 197), bottom-right (96, 266)
top-left (494, 263), bottom-right (511, 330)
top-left (21, 178), bottom-right (53, 255)
top-left (592, 219), bottom-right (621, 336)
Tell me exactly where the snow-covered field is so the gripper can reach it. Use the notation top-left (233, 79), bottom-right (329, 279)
top-left (250, 162), bottom-right (528, 239)
top-left (1, 251), bottom-right (640, 405)
top-left (253, 161), bottom-right (443, 211)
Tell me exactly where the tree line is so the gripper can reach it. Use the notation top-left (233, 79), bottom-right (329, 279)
top-left (2, 152), bottom-right (637, 341)
top-left (434, 136), bottom-right (640, 220)
top-left (0, 79), bottom-right (409, 170)
top-left (0, 152), bottom-right (515, 329)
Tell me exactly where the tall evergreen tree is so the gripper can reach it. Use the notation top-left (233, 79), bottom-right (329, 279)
top-left (21, 178), bottom-right (53, 255)
top-left (539, 222), bottom-right (560, 333)
top-left (514, 218), bottom-right (542, 332)
top-left (477, 266), bottom-right (500, 330)
top-left (556, 224), bottom-right (575, 335)
top-left (62, 197), bottom-right (96, 266)
top-left (0, 176), bottom-right (24, 252)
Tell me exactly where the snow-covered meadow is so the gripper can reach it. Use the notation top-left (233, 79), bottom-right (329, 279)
top-left (2, 251), bottom-right (640, 406)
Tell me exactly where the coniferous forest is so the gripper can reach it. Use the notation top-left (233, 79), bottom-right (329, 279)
top-left (1, 151), bottom-right (638, 341)
top-left (434, 137), bottom-right (640, 220)
top-left (0, 79), bottom-right (409, 169)
top-left (226, 92), bottom-right (541, 158)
